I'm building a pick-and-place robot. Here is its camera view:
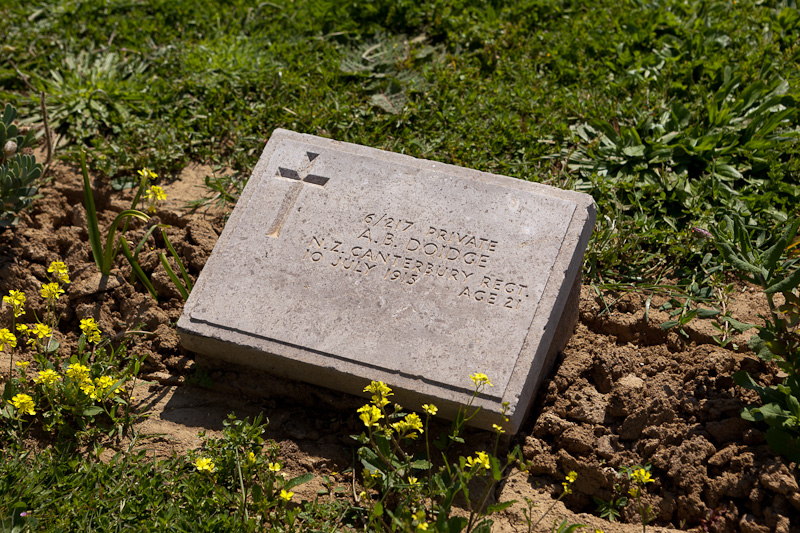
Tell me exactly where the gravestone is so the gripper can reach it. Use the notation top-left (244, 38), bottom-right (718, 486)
top-left (178, 129), bottom-right (595, 433)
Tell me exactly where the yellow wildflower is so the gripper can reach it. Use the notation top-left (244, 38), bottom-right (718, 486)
top-left (562, 471), bottom-right (578, 495)
top-left (631, 468), bottom-right (653, 486)
top-left (357, 404), bottom-right (383, 428)
top-left (94, 375), bottom-right (117, 398)
top-left (269, 462), bottom-right (282, 472)
top-left (3, 290), bottom-right (25, 317)
top-left (475, 451), bottom-right (491, 469)
top-left (137, 167), bottom-right (158, 181)
top-left (47, 261), bottom-right (70, 284)
top-left (79, 318), bottom-right (102, 344)
top-left (466, 451), bottom-right (491, 470)
top-left (416, 523), bottom-right (429, 532)
top-left (248, 451), bottom-right (256, 463)
top-left (11, 393), bottom-right (35, 416)
top-left (279, 489), bottom-right (293, 502)
top-left (143, 185), bottom-right (167, 213)
top-left (408, 476), bottom-right (419, 486)
top-left (15, 361), bottom-right (29, 369)
top-left (470, 372), bottom-right (493, 388)
top-left (195, 457), bottom-right (215, 472)
top-left (492, 423), bottom-right (505, 434)
top-left (392, 412), bottom-right (424, 439)
top-left (0, 328), bottom-right (16, 351)
top-left (35, 368), bottom-right (60, 386)
top-left (364, 380), bottom-right (393, 407)
top-left (422, 404), bottom-right (438, 416)
top-left (80, 380), bottom-right (97, 400)
top-left (40, 282), bottom-right (64, 301)
top-left (28, 323), bottom-right (51, 343)
top-left (66, 363), bottom-right (91, 382)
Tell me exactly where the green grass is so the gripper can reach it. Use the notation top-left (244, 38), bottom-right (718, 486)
top-left (1, 0), bottom-right (799, 530)
top-left (2, 0), bottom-right (796, 285)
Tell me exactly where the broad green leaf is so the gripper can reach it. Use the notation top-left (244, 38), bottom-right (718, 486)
top-left (285, 472), bottom-right (314, 490)
top-left (82, 406), bottom-right (103, 417)
top-left (765, 427), bottom-right (800, 464)
top-left (765, 267), bottom-right (800, 295)
top-left (763, 219), bottom-right (800, 272)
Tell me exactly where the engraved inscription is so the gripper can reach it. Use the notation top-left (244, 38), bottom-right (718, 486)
top-left (295, 211), bottom-right (530, 311)
top-left (267, 152), bottom-right (331, 238)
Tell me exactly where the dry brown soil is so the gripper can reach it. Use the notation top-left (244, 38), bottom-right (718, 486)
top-left (1, 159), bottom-right (798, 533)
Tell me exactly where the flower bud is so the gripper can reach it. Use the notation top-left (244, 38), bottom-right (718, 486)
top-left (3, 141), bottom-right (17, 158)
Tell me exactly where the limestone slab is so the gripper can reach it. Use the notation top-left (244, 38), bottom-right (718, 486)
top-left (178, 129), bottom-right (595, 433)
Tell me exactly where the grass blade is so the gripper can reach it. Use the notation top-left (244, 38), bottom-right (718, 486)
top-left (80, 149), bottom-right (104, 271)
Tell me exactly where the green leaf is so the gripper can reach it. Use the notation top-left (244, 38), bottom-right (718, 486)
top-left (445, 516), bottom-right (468, 532)
top-left (713, 163), bottom-right (742, 180)
top-left (82, 406), bottom-right (103, 417)
top-left (284, 472), bottom-right (313, 490)
top-left (410, 459), bottom-right (432, 470)
top-left (765, 267), bottom-right (800, 295)
top-left (765, 427), bottom-right (800, 464)
top-left (622, 145), bottom-right (645, 158)
top-left (158, 253), bottom-right (190, 300)
top-left (720, 316), bottom-right (756, 333)
top-left (81, 150), bottom-right (104, 271)
top-left (660, 320), bottom-right (679, 330)
top-left (697, 308), bottom-right (721, 318)
top-left (486, 500), bottom-right (516, 514)
top-left (763, 219), bottom-right (800, 272)
top-left (714, 241), bottom-right (762, 276)
top-left (119, 238), bottom-right (158, 301)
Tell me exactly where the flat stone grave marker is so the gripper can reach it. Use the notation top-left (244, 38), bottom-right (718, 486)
top-left (178, 129), bottom-right (595, 433)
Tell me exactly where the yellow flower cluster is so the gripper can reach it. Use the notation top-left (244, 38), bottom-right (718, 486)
top-left (47, 261), bottom-right (70, 285)
top-left (79, 318), bottom-right (102, 344)
top-left (11, 393), bottom-right (35, 416)
top-left (470, 372), bottom-right (493, 388)
top-left (143, 185), bottom-right (167, 213)
top-left (631, 468), bottom-right (653, 486)
top-left (562, 471), bottom-right (578, 495)
top-left (466, 451), bottom-right (492, 470)
top-left (195, 457), bottom-right (215, 472)
top-left (18, 323), bottom-right (51, 345)
top-left (66, 363), bottom-right (91, 382)
top-left (357, 404), bottom-right (383, 428)
top-left (0, 328), bottom-right (17, 351)
top-left (35, 368), bottom-right (60, 386)
top-left (422, 404), bottom-right (437, 416)
top-left (40, 282), bottom-right (64, 301)
top-left (391, 412), bottom-right (424, 439)
top-left (364, 381), bottom-right (393, 407)
top-left (138, 167), bottom-right (158, 180)
top-left (3, 289), bottom-right (25, 318)
top-left (66, 365), bottom-right (120, 400)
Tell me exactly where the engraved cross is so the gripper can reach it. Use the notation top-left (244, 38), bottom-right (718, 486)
top-left (267, 151), bottom-right (330, 238)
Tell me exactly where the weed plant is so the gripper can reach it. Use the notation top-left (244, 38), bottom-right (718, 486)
top-left (351, 373), bottom-right (526, 531)
top-left (711, 214), bottom-right (800, 462)
top-left (0, 261), bottom-right (144, 448)
top-left (0, 103), bottom-right (41, 227)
